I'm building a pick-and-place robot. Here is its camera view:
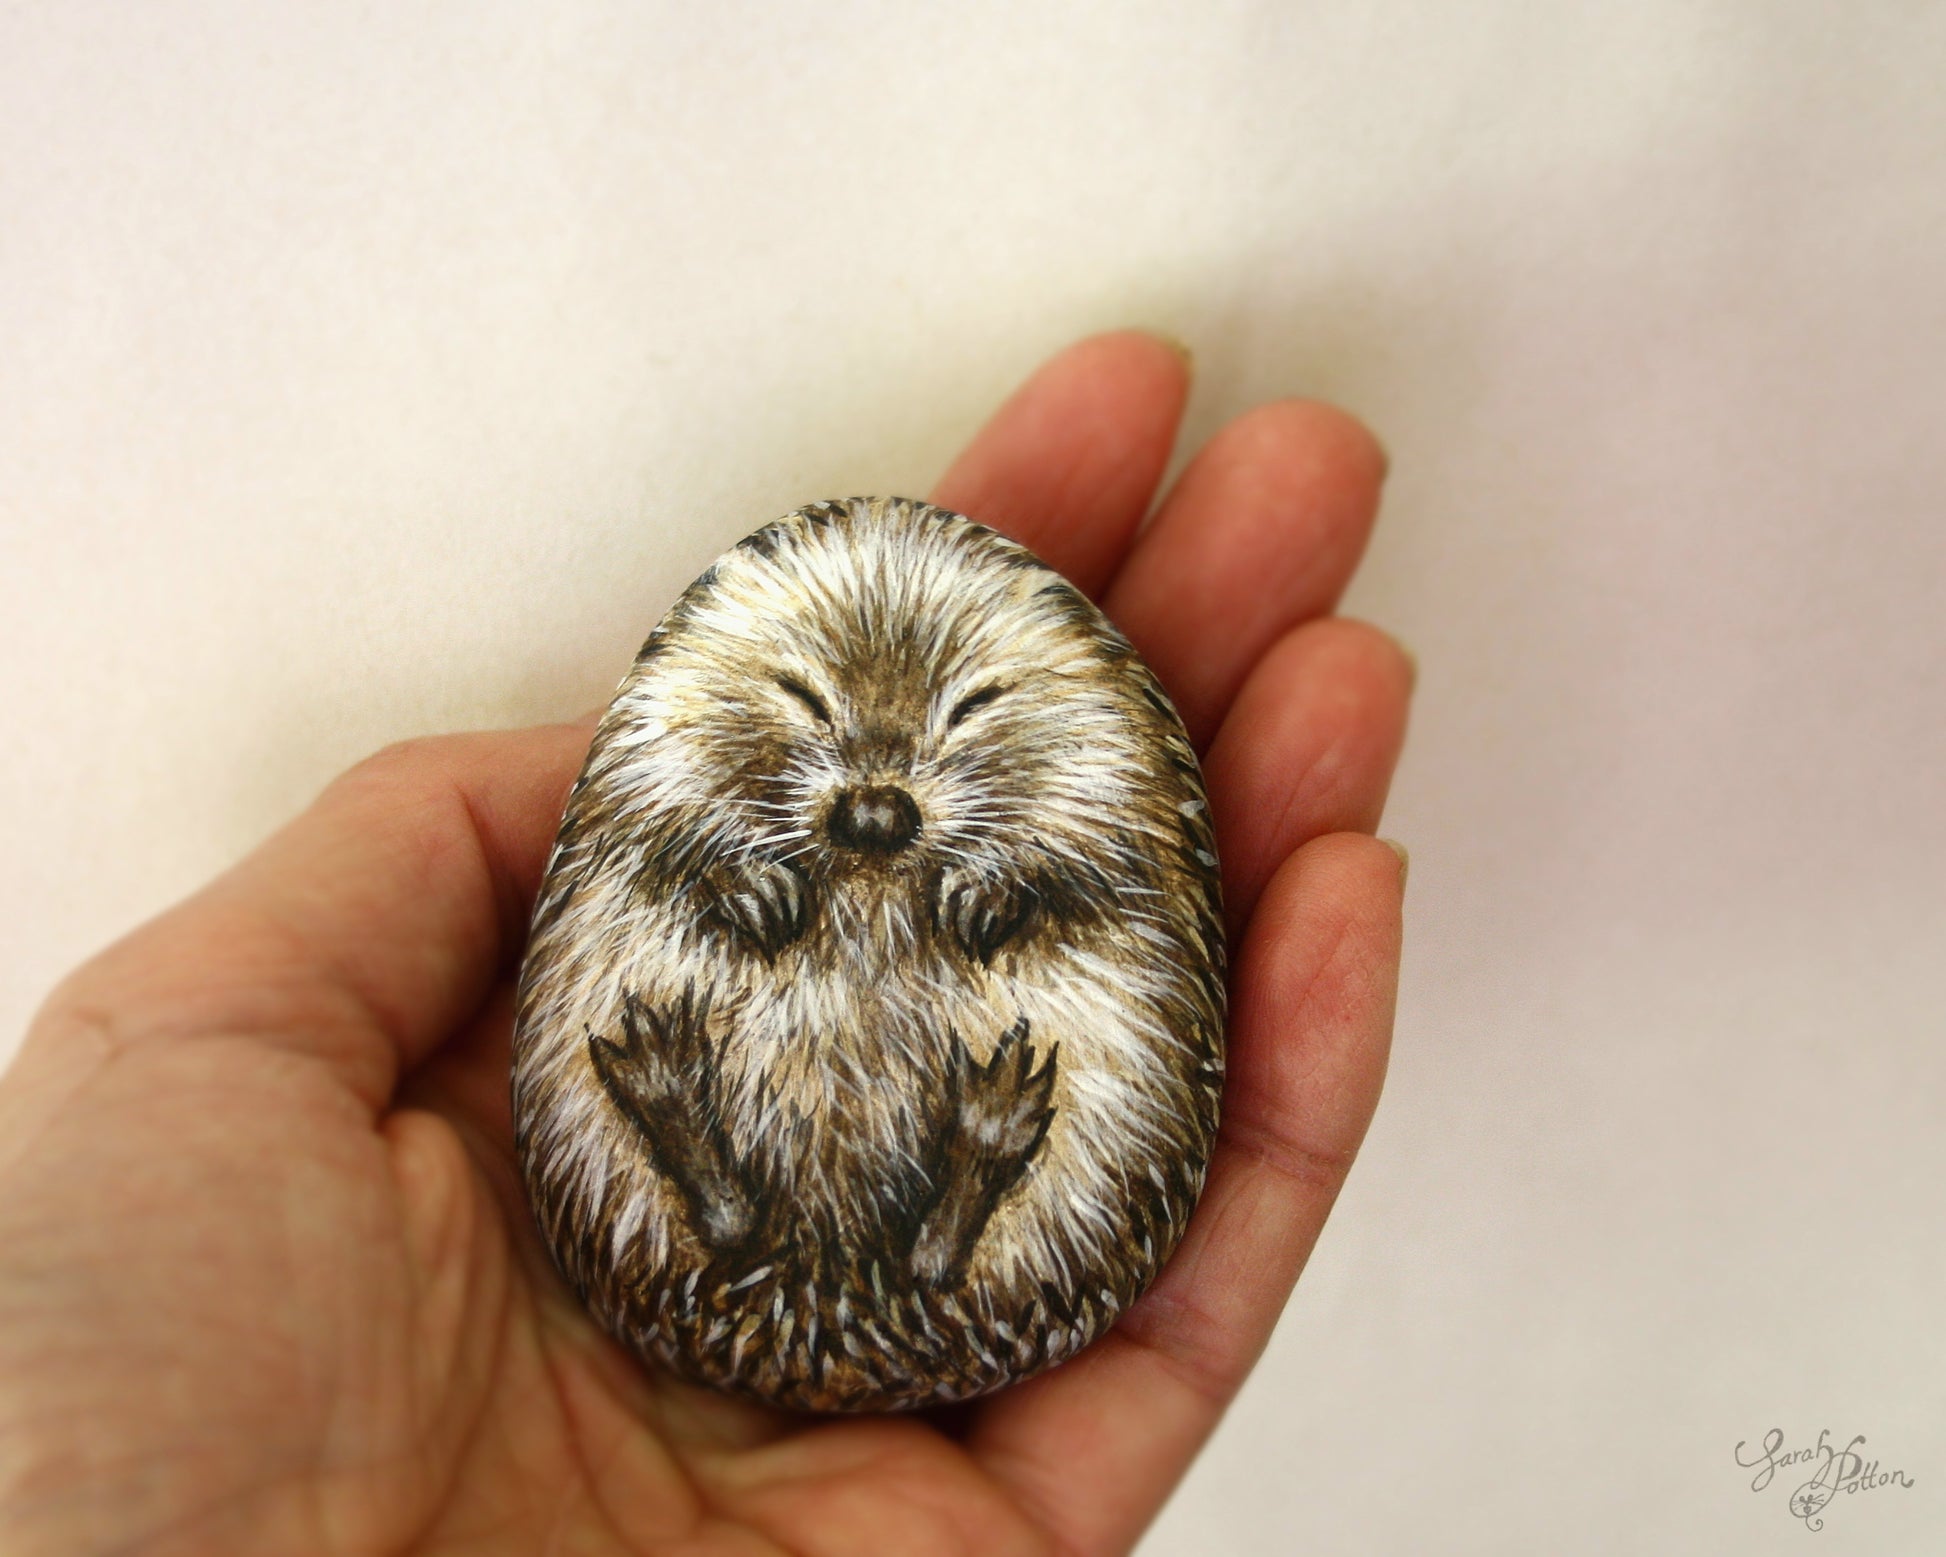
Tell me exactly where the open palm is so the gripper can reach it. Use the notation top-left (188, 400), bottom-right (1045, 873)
top-left (0, 333), bottom-right (1411, 1556)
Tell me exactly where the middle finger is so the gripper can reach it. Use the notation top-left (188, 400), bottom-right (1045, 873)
top-left (1102, 398), bottom-right (1388, 748)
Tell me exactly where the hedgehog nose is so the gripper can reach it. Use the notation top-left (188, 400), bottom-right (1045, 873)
top-left (827, 785), bottom-right (921, 854)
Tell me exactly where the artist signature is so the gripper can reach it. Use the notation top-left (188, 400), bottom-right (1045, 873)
top-left (1735, 1428), bottom-right (1915, 1531)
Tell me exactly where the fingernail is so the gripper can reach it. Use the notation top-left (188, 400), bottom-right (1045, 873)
top-left (1135, 329), bottom-right (1194, 374)
top-left (1381, 838), bottom-right (1410, 888)
top-left (1398, 642), bottom-right (1418, 692)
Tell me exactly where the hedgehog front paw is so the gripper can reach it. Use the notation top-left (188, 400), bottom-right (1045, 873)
top-left (588, 990), bottom-right (757, 1251)
top-left (908, 1017), bottom-right (1060, 1288)
top-left (934, 864), bottom-right (1036, 965)
top-left (705, 855), bottom-right (813, 960)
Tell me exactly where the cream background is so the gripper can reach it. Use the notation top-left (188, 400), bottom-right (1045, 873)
top-left (2, 3), bottom-right (1941, 1552)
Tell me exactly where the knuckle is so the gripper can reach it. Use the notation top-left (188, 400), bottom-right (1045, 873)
top-left (339, 734), bottom-right (449, 786)
top-left (326, 733), bottom-right (491, 818)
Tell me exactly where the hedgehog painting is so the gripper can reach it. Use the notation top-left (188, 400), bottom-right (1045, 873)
top-left (512, 497), bottom-right (1226, 1412)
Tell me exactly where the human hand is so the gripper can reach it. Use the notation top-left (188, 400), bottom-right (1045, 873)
top-left (0, 331), bottom-right (1411, 1556)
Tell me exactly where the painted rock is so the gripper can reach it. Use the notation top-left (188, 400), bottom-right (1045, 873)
top-left (512, 496), bottom-right (1225, 1412)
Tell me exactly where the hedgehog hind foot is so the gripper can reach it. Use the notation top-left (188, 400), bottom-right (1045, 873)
top-left (907, 1017), bottom-right (1059, 1289)
top-left (588, 991), bottom-right (757, 1252)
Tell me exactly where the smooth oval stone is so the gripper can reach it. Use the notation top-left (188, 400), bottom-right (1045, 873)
top-left (512, 496), bottom-right (1225, 1412)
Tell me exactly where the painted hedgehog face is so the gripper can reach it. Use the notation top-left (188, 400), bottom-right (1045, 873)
top-left (596, 500), bottom-right (1174, 959)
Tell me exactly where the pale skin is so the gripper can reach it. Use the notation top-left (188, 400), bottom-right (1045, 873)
top-left (0, 332), bottom-right (1413, 1556)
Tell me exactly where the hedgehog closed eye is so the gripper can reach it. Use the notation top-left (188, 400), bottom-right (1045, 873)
top-left (774, 674), bottom-right (833, 725)
top-left (946, 683), bottom-right (1013, 730)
